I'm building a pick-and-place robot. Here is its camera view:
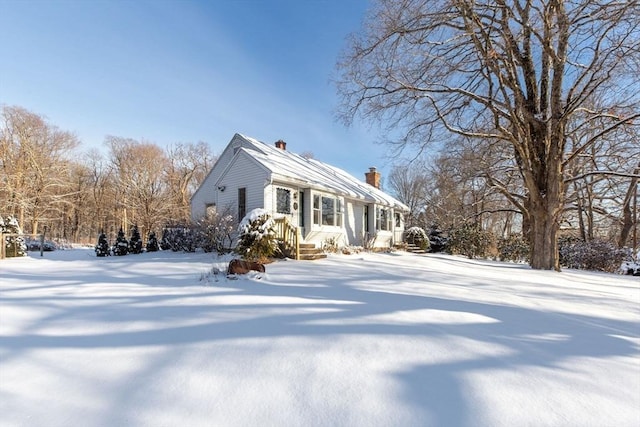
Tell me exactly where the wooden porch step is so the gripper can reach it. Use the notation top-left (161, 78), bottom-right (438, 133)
top-left (406, 243), bottom-right (427, 254)
top-left (298, 244), bottom-right (327, 261)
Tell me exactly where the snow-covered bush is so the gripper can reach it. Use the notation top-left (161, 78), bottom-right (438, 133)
top-left (195, 208), bottom-right (236, 254)
top-left (146, 231), bottom-right (159, 252)
top-left (95, 231), bottom-right (111, 257)
top-left (236, 208), bottom-right (278, 262)
top-left (497, 234), bottom-right (530, 263)
top-left (1, 215), bottom-right (27, 257)
top-left (128, 225), bottom-right (143, 254)
top-left (559, 237), bottom-right (627, 273)
top-left (160, 224), bottom-right (199, 252)
top-left (620, 249), bottom-right (640, 275)
top-left (447, 223), bottom-right (494, 259)
top-left (113, 227), bottom-right (129, 256)
top-left (405, 226), bottom-right (430, 251)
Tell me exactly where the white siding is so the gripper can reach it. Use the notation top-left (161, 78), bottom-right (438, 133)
top-left (345, 200), bottom-right (364, 246)
top-left (190, 173), bottom-right (217, 220)
top-left (191, 133), bottom-right (408, 250)
top-left (191, 134), bottom-right (268, 221)
top-left (217, 152), bottom-right (269, 222)
top-left (266, 182), bottom-right (299, 225)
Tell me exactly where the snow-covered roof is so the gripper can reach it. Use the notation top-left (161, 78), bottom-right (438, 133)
top-left (234, 133), bottom-right (409, 211)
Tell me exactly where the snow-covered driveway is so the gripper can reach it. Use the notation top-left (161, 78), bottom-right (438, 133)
top-left (1, 249), bottom-right (638, 426)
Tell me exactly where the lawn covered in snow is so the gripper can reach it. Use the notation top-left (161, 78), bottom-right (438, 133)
top-left (1, 249), bottom-right (639, 427)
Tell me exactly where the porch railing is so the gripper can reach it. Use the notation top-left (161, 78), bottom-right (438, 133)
top-left (273, 217), bottom-right (300, 260)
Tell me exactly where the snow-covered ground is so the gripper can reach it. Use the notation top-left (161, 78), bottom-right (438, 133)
top-left (1, 249), bottom-right (638, 427)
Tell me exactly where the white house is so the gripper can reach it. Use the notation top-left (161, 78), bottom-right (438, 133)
top-left (191, 133), bottom-right (409, 251)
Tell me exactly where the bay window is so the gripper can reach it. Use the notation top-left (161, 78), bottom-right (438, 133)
top-left (313, 194), bottom-right (343, 227)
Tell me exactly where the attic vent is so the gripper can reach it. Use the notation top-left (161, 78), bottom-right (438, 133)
top-left (275, 140), bottom-right (286, 150)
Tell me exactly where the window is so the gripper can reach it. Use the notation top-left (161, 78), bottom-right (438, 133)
top-left (322, 196), bottom-right (334, 225)
top-left (364, 205), bottom-right (369, 233)
top-left (395, 212), bottom-right (402, 227)
top-left (376, 207), bottom-right (391, 231)
top-left (298, 192), bottom-right (305, 227)
top-left (313, 195), bottom-right (321, 225)
top-left (313, 193), bottom-right (342, 227)
top-left (276, 188), bottom-right (291, 214)
top-left (205, 203), bottom-right (216, 219)
top-left (238, 187), bottom-right (246, 221)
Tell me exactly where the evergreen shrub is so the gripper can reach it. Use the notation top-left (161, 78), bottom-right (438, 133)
top-left (497, 234), bottom-right (530, 263)
top-left (146, 231), bottom-right (159, 252)
top-left (236, 208), bottom-right (278, 262)
top-left (406, 226), bottom-right (430, 251)
top-left (113, 227), bottom-right (129, 256)
top-left (1, 216), bottom-right (27, 257)
top-left (129, 225), bottom-right (143, 254)
top-left (95, 231), bottom-right (111, 257)
top-left (447, 223), bottom-right (494, 259)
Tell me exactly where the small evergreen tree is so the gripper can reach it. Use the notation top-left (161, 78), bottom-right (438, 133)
top-left (129, 224), bottom-right (143, 254)
top-left (2, 215), bottom-right (27, 257)
top-left (236, 208), bottom-right (278, 262)
top-left (113, 227), bottom-right (129, 256)
top-left (95, 231), bottom-right (111, 257)
top-left (428, 224), bottom-right (448, 253)
top-left (160, 227), bottom-right (172, 250)
top-left (146, 231), bottom-right (159, 252)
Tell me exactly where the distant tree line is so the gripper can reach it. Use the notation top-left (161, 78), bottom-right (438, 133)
top-left (0, 104), bottom-right (217, 244)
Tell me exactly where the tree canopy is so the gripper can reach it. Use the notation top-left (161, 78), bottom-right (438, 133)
top-left (338, 0), bottom-right (640, 269)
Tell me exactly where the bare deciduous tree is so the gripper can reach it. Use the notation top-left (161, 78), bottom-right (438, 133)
top-left (337, 0), bottom-right (640, 270)
top-left (0, 105), bottom-right (79, 234)
top-left (387, 161), bottom-right (429, 226)
top-left (164, 142), bottom-right (217, 224)
top-left (107, 136), bottom-right (169, 237)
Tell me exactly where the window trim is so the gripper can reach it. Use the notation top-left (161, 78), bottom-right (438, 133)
top-left (238, 187), bottom-right (246, 222)
top-left (276, 188), bottom-right (292, 214)
top-left (312, 192), bottom-right (343, 228)
top-left (376, 206), bottom-right (392, 231)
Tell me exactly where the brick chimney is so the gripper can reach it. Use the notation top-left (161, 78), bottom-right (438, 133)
top-left (275, 140), bottom-right (286, 150)
top-left (365, 167), bottom-right (381, 189)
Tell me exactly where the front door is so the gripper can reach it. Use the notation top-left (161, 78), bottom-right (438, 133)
top-left (298, 191), bottom-right (305, 237)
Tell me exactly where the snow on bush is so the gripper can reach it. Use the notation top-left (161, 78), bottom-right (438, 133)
top-left (160, 224), bottom-right (199, 252)
top-left (1, 215), bottom-right (27, 257)
top-left (146, 231), bottom-right (159, 252)
top-left (128, 225), bottom-right (143, 254)
top-left (497, 234), bottom-right (530, 263)
top-left (405, 226), bottom-right (430, 251)
top-left (447, 223), bottom-right (494, 259)
top-left (113, 227), bottom-right (129, 256)
top-left (236, 208), bottom-right (278, 262)
top-left (195, 208), bottom-right (236, 254)
top-left (95, 231), bottom-right (110, 257)
top-left (559, 237), bottom-right (628, 273)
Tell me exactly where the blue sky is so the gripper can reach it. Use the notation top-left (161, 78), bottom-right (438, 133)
top-left (0, 0), bottom-right (398, 181)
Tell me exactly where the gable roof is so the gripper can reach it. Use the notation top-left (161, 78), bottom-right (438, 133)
top-left (232, 133), bottom-right (409, 211)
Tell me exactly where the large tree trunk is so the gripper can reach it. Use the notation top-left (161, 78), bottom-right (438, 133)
top-left (525, 127), bottom-right (564, 271)
top-left (528, 202), bottom-right (560, 270)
